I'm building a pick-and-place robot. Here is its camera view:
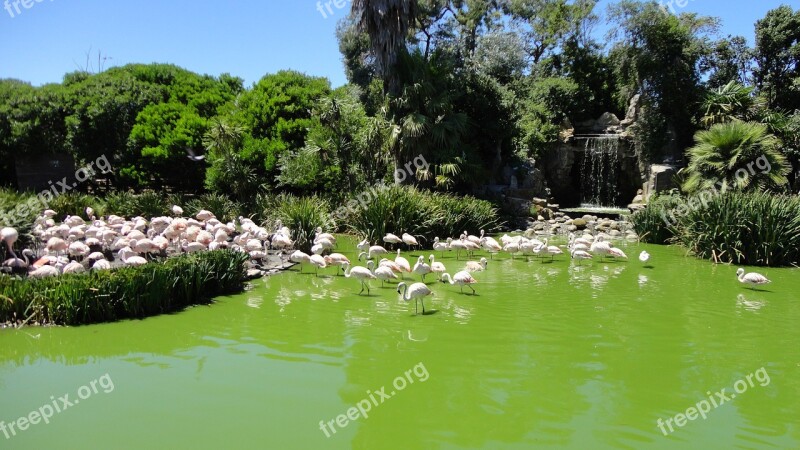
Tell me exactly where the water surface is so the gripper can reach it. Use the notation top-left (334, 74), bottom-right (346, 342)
top-left (1, 238), bottom-right (798, 449)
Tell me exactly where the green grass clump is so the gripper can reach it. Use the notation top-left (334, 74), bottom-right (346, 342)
top-left (630, 193), bottom-right (685, 245)
top-left (339, 185), bottom-right (502, 243)
top-left (0, 250), bottom-right (249, 326)
top-left (260, 193), bottom-right (332, 252)
top-left (674, 191), bottom-right (800, 267)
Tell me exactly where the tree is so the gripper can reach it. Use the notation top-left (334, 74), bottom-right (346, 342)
top-left (700, 36), bottom-right (753, 89)
top-left (681, 121), bottom-right (790, 194)
top-left (608, 0), bottom-right (718, 154)
top-left (204, 118), bottom-right (258, 202)
top-left (700, 81), bottom-right (755, 128)
top-left (753, 5), bottom-right (800, 111)
top-left (351, 0), bottom-right (418, 96)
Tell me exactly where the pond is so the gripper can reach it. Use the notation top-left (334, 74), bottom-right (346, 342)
top-left (1, 237), bottom-right (798, 449)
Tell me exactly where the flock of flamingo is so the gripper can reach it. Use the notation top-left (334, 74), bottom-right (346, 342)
top-left (0, 207), bottom-right (773, 313)
top-left (287, 229), bottom-right (773, 315)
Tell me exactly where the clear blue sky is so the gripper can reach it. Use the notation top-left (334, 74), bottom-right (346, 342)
top-left (0, 0), bottom-right (793, 88)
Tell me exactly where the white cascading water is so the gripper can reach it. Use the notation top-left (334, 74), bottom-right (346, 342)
top-left (580, 136), bottom-right (621, 207)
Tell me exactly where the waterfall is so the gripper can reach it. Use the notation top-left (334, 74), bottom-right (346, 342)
top-left (580, 136), bottom-right (621, 207)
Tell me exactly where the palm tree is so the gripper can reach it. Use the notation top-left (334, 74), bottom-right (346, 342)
top-left (681, 121), bottom-right (790, 194)
top-left (700, 81), bottom-right (755, 128)
top-left (351, 0), bottom-right (418, 96)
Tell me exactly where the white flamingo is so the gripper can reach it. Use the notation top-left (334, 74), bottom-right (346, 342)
top-left (383, 233), bottom-right (402, 246)
top-left (464, 257), bottom-right (488, 273)
top-left (343, 262), bottom-right (376, 295)
top-left (736, 268), bottom-right (771, 289)
top-left (441, 271), bottom-right (478, 295)
top-left (309, 254), bottom-right (327, 276)
top-left (397, 282), bottom-right (433, 315)
top-left (358, 245), bottom-right (389, 261)
top-left (428, 254), bottom-right (446, 280)
top-left (639, 251), bottom-right (651, 264)
top-left (402, 233), bottom-right (418, 251)
top-left (289, 250), bottom-right (312, 273)
top-left (432, 237), bottom-right (449, 257)
top-left (479, 231), bottom-right (502, 259)
top-left (571, 248), bottom-right (593, 265)
top-left (413, 255), bottom-right (432, 282)
top-left (395, 249), bottom-right (411, 277)
top-left (368, 260), bottom-right (398, 286)
top-left (324, 253), bottom-right (350, 275)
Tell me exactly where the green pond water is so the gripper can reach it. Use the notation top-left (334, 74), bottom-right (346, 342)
top-left (1, 237), bottom-right (799, 449)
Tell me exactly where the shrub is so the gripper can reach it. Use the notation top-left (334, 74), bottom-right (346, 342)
top-left (674, 191), bottom-right (800, 266)
top-left (340, 185), bottom-right (502, 243)
top-left (0, 250), bottom-right (248, 326)
top-left (186, 193), bottom-right (242, 222)
top-left (630, 193), bottom-right (685, 245)
top-left (261, 193), bottom-right (332, 252)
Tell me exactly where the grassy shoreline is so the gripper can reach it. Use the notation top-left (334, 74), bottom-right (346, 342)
top-left (0, 250), bottom-right (249, 327)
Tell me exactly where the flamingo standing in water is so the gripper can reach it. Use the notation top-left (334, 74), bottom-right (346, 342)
top-left (343, 262), bottom-right (376, 295)
top-left (397, 282), bottom-right (433, 315)
top-left (736, 268), bottom-right (771, 289)
top-left (428, 254), bottom-right (446, 280)
top-left (432, 237), bottom-right (449, 257)
top-left (394, 249), bottom-right (411, 278)
top-left (464, 257), bottom-right (487, 273)
top-left (368, 260), bottom-right (398, 286)
top-left (412, 255), bottom-right (432, 282)
top-left (441, 271), bottom-right (478, 295)
top-left (402, 233), bottom-right (419, 252)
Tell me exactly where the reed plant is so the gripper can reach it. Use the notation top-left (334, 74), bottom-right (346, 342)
top-left (0, 250), bottom-right (249, 326)
top-left (674, 191), bottom-right (800, 266)
top-left (629, 193), bottom-right (685, 245)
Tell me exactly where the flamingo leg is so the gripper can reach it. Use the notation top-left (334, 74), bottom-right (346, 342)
top-left (359, 282), bottom-right (365, 295)
top-left (421, 298), bottom-right (426, 314)
top-left (469, 285), bottom-right (475, 295)
top-left (414, 298), bottom-right (418, 315)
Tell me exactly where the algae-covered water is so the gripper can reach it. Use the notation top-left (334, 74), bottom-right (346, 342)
top-left (1, 238), bottom-right (798, 449)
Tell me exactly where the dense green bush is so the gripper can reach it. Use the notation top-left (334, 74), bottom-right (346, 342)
top-left (630, 193), bottom-right (685, 245)
top-left (186, 193), bottom-right (242, 223)
top-left (674, 191), bottom-right (800, 266)
top-left (261, 193), bottom-right (332, 251)
top-left (339, 185), bottom-right (502, 243)
top-left (0, 250), bottom-right (248, 326)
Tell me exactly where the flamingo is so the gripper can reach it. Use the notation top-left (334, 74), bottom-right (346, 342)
top-left (571, 248), bottom-right (593, 265)
top-left (736, 268), bottom-right (771, 289)
top-left (28, 264), bottom-right (60, 278)
top-left (449, 238), bottom-right (470, 260)
top-left (639, 251), bottom-right (651, 264)
top-left (397, 282), bottom-right (433, 315)
top-left (395, 249), bottom-right (411, 277)
top-left (402, 233), bottom-right (418, 252)
top-left (441, 271), bottom-right (478, 295)
top-left (358, 245), bottom-right (389, 261)
top-left (356, 239), bottom-right (370, 253)
top-left (590, 236), bottom-right (612, 261)
top-left (343, 262), bottom-right (376, 295)
top-left (428, 254), bottom-right (446, 280)
top-left (383, 233), bottom-right (402, 247)
top-left (368, 260), bottom-right (398, 286)
top-left (314, 227), bottom-right (336, 245)
top-left (503, 241), bottom-right (521, 260)
top-left (412, 255), bottom-right (432, 282)
top-left (479, 231), bottom-right (502, 259)
top-left (379, 258), bottom-right (403, 274)
top-left (1, 227), bottom-right (20, 260)
top-left (324, 253), bottom-right (350, 275)
top-left (309, 254), bottom-right (327, 276)
top-left (432, 237), bottom-right (449, 257)
top-left (464, 257), bottom-right (488, 273)
top-left (608, 247), bottom-right (628, 260)
top-left (172, 205), bottom-right (184, 216)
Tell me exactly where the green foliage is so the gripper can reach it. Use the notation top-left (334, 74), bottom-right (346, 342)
top-left (102, 191), bottom-right (172, 218)
top-left (45, 193), bottom-right (104, 219)
top-left (340, 185), bottom-right (501, 243)
top-left (629, 193), bottom-right (685, 244)
top-left (186, 193), bottom-right (242, 223)
top-left (260, 194), bottom-right (332, 252)
top-left (753, 5), bottom-right (800, 111)
top-left (0, 250), bottom-right (248, 326)
top-left (700, 81), bottom-right (755, 127)
top-left (674, 192), bottom-right (800, 266)
top-left (235, 71), bottom-right (331, 177)
top-left (681, 121), bottom-right (790, 194)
